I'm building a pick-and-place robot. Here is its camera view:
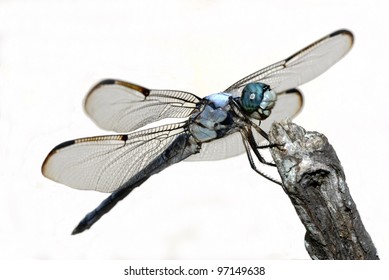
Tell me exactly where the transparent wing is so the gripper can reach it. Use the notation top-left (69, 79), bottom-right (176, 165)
top-left (186, 132), bottom-right (244, 161)
top-left (260, 89), bottom-right (303, 133)
top-left (84, 79), bottom-right (201, 133)
top-left (226, 29), bottom-right (353, 95)
top-left (42, 122), bottom-right (192, 193)
top-left (186, 89), bottom-right (303, 161)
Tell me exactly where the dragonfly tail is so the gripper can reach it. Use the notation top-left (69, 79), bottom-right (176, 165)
top-left (71, 176), bottom-right (150, 235)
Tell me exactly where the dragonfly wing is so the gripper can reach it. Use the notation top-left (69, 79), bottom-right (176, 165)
top-left (186, 132), bottom-right (244, 161)
top-left (42, 122), bottom-right (197, 193)
top-left (259, 88), bottom-right (303, 133)
top-left (226, 29), bottom-right (353, 95)
top-left (84, 79), bottom-right (201, 133)
top-left (186, 89), bottom-right (303, 161)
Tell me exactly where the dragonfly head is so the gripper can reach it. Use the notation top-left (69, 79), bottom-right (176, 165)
top-left (240, 82), bottom-right (276, 120)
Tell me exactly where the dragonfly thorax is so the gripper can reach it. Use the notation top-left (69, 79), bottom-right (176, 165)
top-left (189, 92), bottom-right (242, 143)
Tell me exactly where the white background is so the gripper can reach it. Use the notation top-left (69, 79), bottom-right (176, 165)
top-left (0, 0), bottom-right (388, 259)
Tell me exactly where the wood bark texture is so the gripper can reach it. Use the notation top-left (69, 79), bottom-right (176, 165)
top-left (268, 121), bottom-right (379, 260)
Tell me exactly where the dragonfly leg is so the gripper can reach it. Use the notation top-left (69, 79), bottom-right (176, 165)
top-left (246, 119), bottom-right (284, 150)
top-left (256, 143), bottom-right (281, 149)
top-left (250, 120), bottom-right (271, 141)
top-left (72, 176), bottom-right (150, 235)
top-left (241, 130), bottom-right (282, 186)
top-left (245, 128), bottom-right (276, 167)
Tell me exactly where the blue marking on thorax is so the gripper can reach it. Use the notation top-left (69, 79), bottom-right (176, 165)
top-left (205, 92), bottom-right (231, 108)
top-left (190, 92), bottom-right (236, 142)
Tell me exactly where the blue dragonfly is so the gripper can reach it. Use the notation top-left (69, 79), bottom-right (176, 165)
top-left (42, 29), bottom-right (353, 234)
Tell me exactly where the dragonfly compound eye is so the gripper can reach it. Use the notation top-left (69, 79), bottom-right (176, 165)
top-left (241, 82), bottom-right (276, 119)
top-left (241, 82), bottom-right (269, 112)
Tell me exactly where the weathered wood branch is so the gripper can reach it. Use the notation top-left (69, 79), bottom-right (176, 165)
top-left (268, 121), bottom-right (379, 260)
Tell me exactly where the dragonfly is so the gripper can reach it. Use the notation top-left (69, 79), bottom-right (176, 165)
top-left (42, 29), bottom-right (353, 234)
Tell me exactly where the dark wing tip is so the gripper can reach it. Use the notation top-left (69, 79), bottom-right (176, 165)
top-left (285, 88), bottom-right (304, 115)
top-left (41, 140), bottom-right (76, 176)
top-left (84, 79), bottom-right (151, 114)
top-left (86, 79), bottom-right (150, 98)
top-left (97, 79), bottom-right (117, 85)
top-left (86, 79), bottom-right (117, 97)
top-left (330, 29), bottom-right (354, 47)
top-left (51, 139), bottom-right (76, 151)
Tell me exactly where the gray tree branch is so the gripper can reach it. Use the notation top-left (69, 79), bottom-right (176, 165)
top-left (268, 121), bottom-right (379, 260)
